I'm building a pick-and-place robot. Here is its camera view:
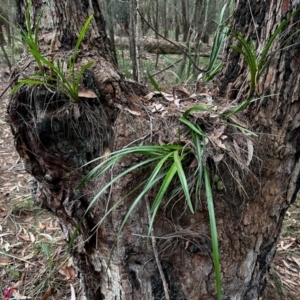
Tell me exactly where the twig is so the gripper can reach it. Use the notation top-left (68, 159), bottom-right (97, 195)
top-left (0, 60), bottom-right (34, 100)
top-left (0, 250), bottom-right (36, 265)
top-left (151, 58), bottom-right (183, 76)
top-left (145, 197), bottom-right (170, 300)
top-left (137, 8), bottom-right (206, 73)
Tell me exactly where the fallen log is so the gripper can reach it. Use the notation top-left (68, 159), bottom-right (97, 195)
top-left (114, 36), bottom-right (212, 55)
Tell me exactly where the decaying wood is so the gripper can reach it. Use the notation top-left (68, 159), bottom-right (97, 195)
top-left (115, 35), bottom-right (212, 55)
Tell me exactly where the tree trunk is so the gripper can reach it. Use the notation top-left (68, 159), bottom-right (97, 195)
top-left (7, 0), bottom-right (300, 300)
top-left (181, 0), bottom-right (189, 42)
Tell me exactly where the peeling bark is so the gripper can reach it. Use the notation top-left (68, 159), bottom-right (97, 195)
top-left (7, 0), bottom-right (300, 300)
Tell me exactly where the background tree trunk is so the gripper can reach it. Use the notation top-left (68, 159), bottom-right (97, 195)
top-left (7, 0), bottom-right (300, 300)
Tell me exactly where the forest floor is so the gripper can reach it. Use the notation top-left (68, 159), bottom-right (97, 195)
top-left (1, 52), bottom-right (300, 300)
top-left (0, 66), bottom-right (79, 299)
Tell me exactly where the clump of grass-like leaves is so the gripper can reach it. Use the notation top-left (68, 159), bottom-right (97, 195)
top-left (229, 6), bottom-right (300, 98)
top-left (78, 105), bottom-right (222, 300)
top-left (9, 1), bottom-right (94, 102)
top-left (203, 2), bottom-right (229, 82)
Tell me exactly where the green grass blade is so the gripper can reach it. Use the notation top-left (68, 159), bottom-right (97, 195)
top-left (183, 104), bottom-right (212, 119)
top-left (179, 117), bottom-right (206, 136)
top-left (226, 122), bottom-right (258, 136)
top-left (173, 151), bottom-right (194, 213)
top-left (204, 167), bottom-right (222, 300)
top-left (117, 166), bottom-right (169, 238)
top-left (78, 155), bottom-right (122, 188)
top-left (25, 0), bottom-right (33, 39)
top-left (85, 157), bottom-right (160, 213)
top-left (223, 98), bottom-right (252, 118)
top-left (191, 131), bottom-right (203, 204)
top-left (204, 62), bottom-right (223, 82)
top-left (147, 71), bottom-right (161, 92)
top-left (34, 8), bottom-right (44, 47)
top-left (11, 79), bottom-right (56, 94)
top-left (74, 15), bottom-right (93, 53)
top-left (79, 145), bottom-right (184, 169)
top-left (257, 19), bottom-right (287, 73)
top-left (149, 161), bottom-right (177, 235)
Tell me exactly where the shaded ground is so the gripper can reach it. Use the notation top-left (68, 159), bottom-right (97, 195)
top-left (0, 66), bottom-right (80, 299)
top-left (0, 56), bottom-right (300, 299)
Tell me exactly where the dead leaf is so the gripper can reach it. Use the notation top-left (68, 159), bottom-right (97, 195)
top-left (70, 284), bottom-right (76, 300)
top-left (0, 207), bottom-right (8, 217)
top-left (151, 104), bottom-right (165, 112)
top-left (280, 240), bottom-right (295, 250)
top-left (11, 288), bottom-right (31, 299)
top-left (189, 158), bottom-right (198, 168)
top-left (124, 108), bottom-right (141, 116)
top-left (164, 94), bottom-right (177, 101)
top-left (39, 233), bottom-right (53, 242)
top-left (59, 266), bottom-right (76, 280)
top-left (29, 232), bottom-right (35, 243)
top-left (41, 287), bottom-right (54, 300)
top-left (174, 86), bottom-right (191, 97)
top-left (144, 91), bottom-right (161, 101)
top-left (174, 99), bottom-right (181, 107)
top-left (78, 88), bottom-right (97, 98)
top-left (233, 139), bottom-right (243, 162)
top-left (291, 256), bottom-right (300, 267)
top-left (213, 154), bottom-right (224, 163)
top-left (246, 139), bottom-right (253, 166)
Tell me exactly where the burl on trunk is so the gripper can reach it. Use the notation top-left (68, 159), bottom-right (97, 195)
top-left (6, 0), bottom-right (300, 299)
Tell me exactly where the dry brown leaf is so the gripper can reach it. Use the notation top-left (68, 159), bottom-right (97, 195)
top-left (281, 240), bottom-right (295, 250)
top-left (0, 255), bottom-right (11, 265)
top-left (233, 140), bottom-right (242, 162)
top-left (281, 278), bottom-right (298, 286)
top-left (59, 266), bottom-right (76, 280)
top-left (189, 158), bottom-right (198, 168)
top-left (291, 256), bottom-right (300, 267)
top-left (11, 289), bottom-right (31, 299)
top-left (174, 86), bottom-right (191, 97)
top-left (0, 207), bottom-right (8, 217)
top-left (282, 259), bottom-right (298, 273)
top-left (39, 233), bottom-right (53, 241)
top-left (19, 234), bottom-right (31, 242)
top-left (213, 154), bottom-right (224, 163)
top-left (164, 94), bottom-right (177, 101)
top-left (41, 286), bottom-right (55, 300)
top-left (20, 244), bottom-right (31, 258)
top-left (78, 88), bottom-right (97, 98)
top-left (174, 99), bottom-right (181, 107)
top-left (70, 284), bottom-right (76, 300)
top-left (124, 108), bottom-right (141, 116)
top-left (209, 136), bottom-right (226, 150)
top-left (22, 252), bottom-right (35, 260)
top-left (246, 139), bottom-right (253, 166)
top-left (151, 104), bottom-right (165, 112)
top-left (144, 91), bottom-right (160, 101)
top-left (184, 240), bottom-right (190, 250)
top-left (29, 232), bottom-right (35, 243)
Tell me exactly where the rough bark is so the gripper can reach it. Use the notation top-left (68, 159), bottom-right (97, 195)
top-left (7, 1), bottom-right (300, 300)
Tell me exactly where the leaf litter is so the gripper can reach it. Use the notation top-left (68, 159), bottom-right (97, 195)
top-left (0, 69), bottom-right (79, 299)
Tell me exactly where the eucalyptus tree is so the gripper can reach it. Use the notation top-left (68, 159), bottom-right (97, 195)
top-left (7, 0), bottom-right (300, 299)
